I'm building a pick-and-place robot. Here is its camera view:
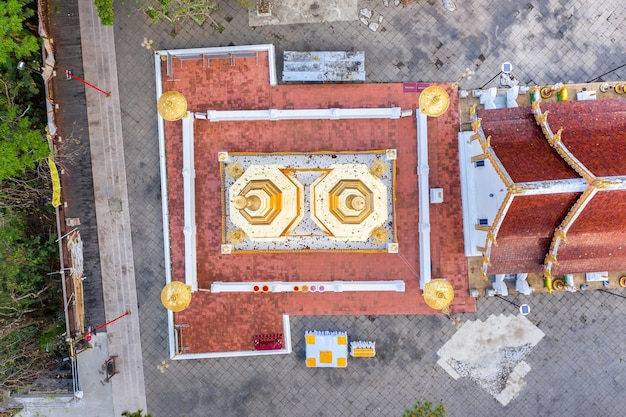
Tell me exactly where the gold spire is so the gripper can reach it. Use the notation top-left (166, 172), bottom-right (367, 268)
top-left (471, 118), bottom-right (482, 132)
top-left (548, 127), bottom-right (564, 147)
top-left (534, 110), bottom-right (549, 125)
top-left (545, 253), bottom-right (559, 265)
top-left (555, 228), bottom-right (568, 244)
top-left (480, 135), bottom-right (491, 152)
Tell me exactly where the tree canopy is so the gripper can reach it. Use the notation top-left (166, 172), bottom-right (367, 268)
top-left (0, 0), bottom-right (61, 395)
top-left (0, 211), bottom-right (61, 391)
top-left (0, 78), bottom-right (49, 182)
top-left (0, 0), bottom-right (40, 66)
top-left (0, 0), bottom-right (48, 183)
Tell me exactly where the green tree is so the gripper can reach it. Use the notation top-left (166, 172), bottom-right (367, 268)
top-left (0, 77), bottom-right (49, 183)
top-left (402, 399), bottom-right (446, 417)
top-left (94, 0), bottom-right (115, 25)
top-left (0, 212), bottom-right (56, 314)
top-left (122, 410), bottom-right (154, 417)
top-left (0, 211), bottom-right (60, 391)
top-left (0, 0), bottom-right (48, 183)
top-left (0, 0), bottom-right (40, 66)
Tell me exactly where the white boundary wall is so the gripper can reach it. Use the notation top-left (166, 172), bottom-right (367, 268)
top-left (417, 111), bottom-right (431, 289)
top-left (156, 44), bottom-right (412, 359)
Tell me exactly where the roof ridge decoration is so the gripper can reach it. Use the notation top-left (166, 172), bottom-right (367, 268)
top-left (531, 100), bottom-right (595, 182)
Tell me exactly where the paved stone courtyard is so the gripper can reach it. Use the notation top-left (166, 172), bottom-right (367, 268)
top-left (143, 292), bottom-right (626, 416)
top-left (51, 0), bottom-right (626, 415)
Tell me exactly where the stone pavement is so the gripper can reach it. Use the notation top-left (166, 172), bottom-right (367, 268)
top-left (60, 0), bottom-right (626, 415)
top-left (16, 333), bottom-right (114, 417)
top-left (137, 292), bottom-right (626, 417)
top-left (75, 1), bottom-right (148, 415)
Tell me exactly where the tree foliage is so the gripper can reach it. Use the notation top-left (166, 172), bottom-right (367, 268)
top-left (0, 211), bottom-right (61, 391)
top-left (0, 212), bottom-right (56, 314)
top-left (122, 410), bottom-right (154, 417)
top-left (0, 78), bottom-right (49, 183)
top-left (402, 399), bottom-right (446, 417)
top-left (94, 0), bottom-right (115, 25)
top-left (0, 0), bottom-right (48, 183)
top-left (0, 0), bottom-right (40, 66)
top-left (144, 0), bottom-right (224, 34)
top-left (0, 0), bottom-right (63, 395)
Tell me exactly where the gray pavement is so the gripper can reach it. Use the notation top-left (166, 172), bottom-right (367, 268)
top-left (77, 1), bottom-right (147, 415)
top-left (16, 333), bottom-right (115, 417)
top-left (55, 0), bottom-right (626, 416)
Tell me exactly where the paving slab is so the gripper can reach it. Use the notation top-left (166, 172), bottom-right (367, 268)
top-left (16, 334), bottom-right (114, 417)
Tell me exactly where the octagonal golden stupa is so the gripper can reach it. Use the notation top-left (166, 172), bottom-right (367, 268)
top-left (310, 164), bottom-right (388, 241)
top-left (228, 165), bottom-right (304, 241)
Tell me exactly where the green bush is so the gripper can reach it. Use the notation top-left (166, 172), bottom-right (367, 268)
top-left (122, 410), bottom-right (153, 417)
top-left (402, 399), bottom-right (446, 417)
top-left (94, 0), bottom-right (115, 25)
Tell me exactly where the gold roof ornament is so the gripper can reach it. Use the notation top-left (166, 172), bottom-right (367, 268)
top-left (423, 279), bottom-right (455, 311)
top-left (226, 228), bottom-right (247, 245)
top-left (158, 91), bottom-right (188, 121)
top-left (419, 85), bottom-right (450, 117)
top-left (160, 281), bottom-right (192, 312)
top-left (370, 226), bottom-right (389, 245)
top-left (369, 159), bottom-right (388, 178)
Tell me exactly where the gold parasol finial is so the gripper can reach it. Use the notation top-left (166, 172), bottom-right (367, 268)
top-left (423, 279), bottom-right (454, 311)
top-left (158, 91), bottom-right (188, 121)
top-left (160, 281), bottom-right (192, 312)
top-left (419, 85), bottom-right (450, 117)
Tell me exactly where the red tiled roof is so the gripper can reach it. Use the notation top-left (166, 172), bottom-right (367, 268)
top-left (490, 193), bottom-right (579, 273)
top-left (488, 236), bottom-right (550, 274)
top-left (479, 107), bottom-right (577, 182)
top-left (498, 193), bottom-right (580, 238)
top-left (568, 190), bottom-right (626, 234)
top-left (554, 190), bottom-right (626, 274)
top-left (480, 98), bottom-right (626, 275)
top-left (163, 52), bottom-right (474, 353)
top-left (543, 99), bottom-right (626, 177)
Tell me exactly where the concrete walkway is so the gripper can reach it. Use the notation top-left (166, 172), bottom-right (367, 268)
top-left (16, 333), bottom-right (115, 417)
top-left (76, 1), bottom-right (147, 415)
